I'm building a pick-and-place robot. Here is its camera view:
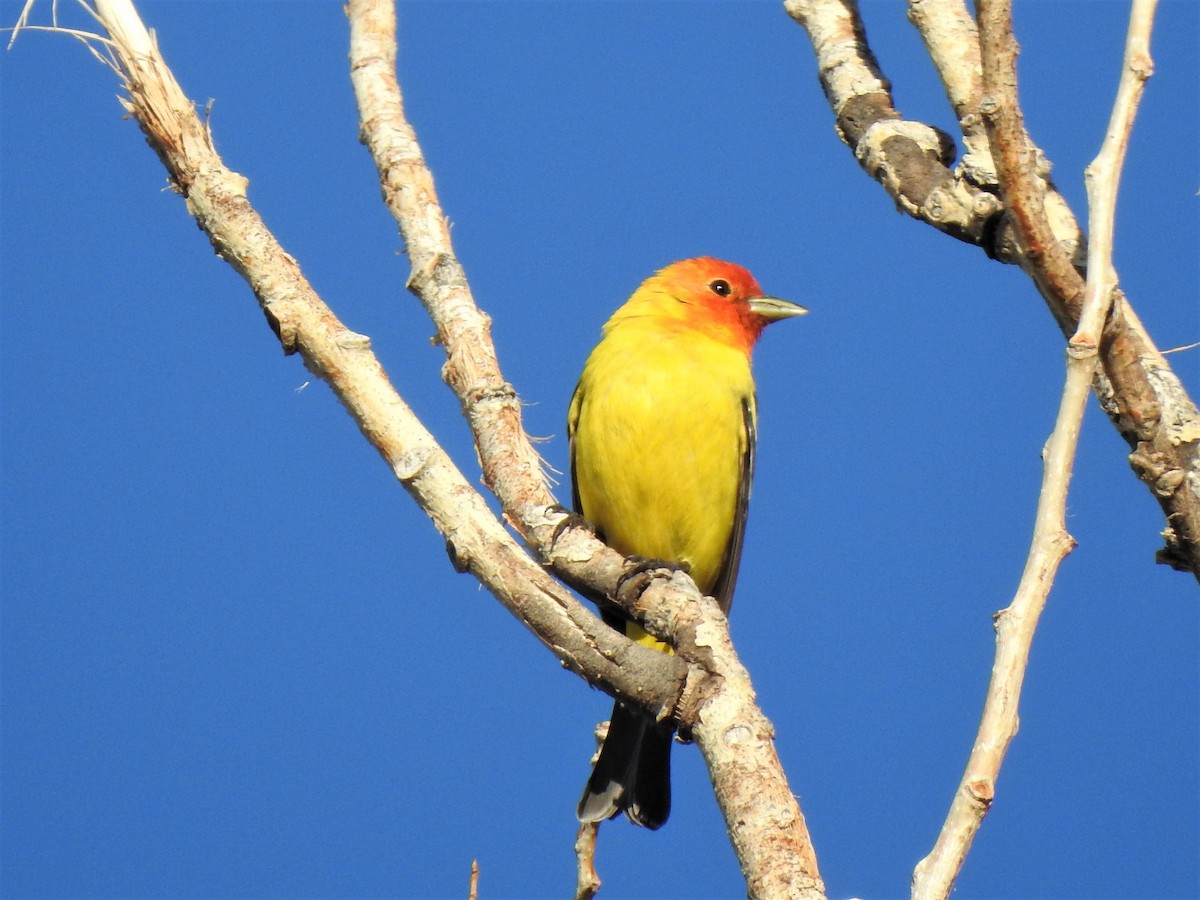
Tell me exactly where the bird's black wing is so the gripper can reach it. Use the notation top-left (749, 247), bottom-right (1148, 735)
top-left (709, 394), bottom-right (756, 614)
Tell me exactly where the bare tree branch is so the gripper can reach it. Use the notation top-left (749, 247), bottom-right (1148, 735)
top-left (977, 0), bottom-right (1086, 312)
top-left (787, 0), bottom-right (1200, 576)
top-left (348, 0), bottom-right (553, 537)
top-left (34, 0), bottom-right (825, 894)
top-left (784, 0), bottom-right (1004, 245)
top-left (905, 0), bottom-right (993, 184)
top-left (786, 0), bottom-right (1195, 890)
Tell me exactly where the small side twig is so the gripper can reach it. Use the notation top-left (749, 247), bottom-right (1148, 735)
top-left (1161, 341), bottom-right (1199, 356)
top-left (467, 859), bottom-right (479, 900)
top-left (573, 823), bottom-right (601, 900)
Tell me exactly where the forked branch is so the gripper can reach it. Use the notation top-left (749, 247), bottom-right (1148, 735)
top-left (788, 0), bottom-right (1200, 577)
top-left (346, 3), bottom-right (824, 895)
top-left (79, 0), bottom-right (683, 718)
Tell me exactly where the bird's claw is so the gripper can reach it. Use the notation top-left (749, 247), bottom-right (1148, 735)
top-left (615, 556), bottom-right (690, 606)
top-left (548, 504), bottom-right (591, 547)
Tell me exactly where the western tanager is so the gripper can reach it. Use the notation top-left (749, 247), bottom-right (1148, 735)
top-left (570, 257), bottom-right (806, 829)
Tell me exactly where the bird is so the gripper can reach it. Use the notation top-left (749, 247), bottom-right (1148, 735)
top-left (569, 256), bottom-right (806, 829)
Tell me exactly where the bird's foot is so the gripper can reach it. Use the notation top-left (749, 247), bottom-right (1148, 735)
top-left (547, 504), bottom-right (591, 547)
top-left (615, 556), bottom-right (691, 606)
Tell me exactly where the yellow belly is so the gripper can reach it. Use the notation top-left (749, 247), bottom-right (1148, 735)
top-left (570, 324), bottom-right (753, 600)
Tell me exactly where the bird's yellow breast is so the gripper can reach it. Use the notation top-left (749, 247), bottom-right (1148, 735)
top-left (569, 319), bottom-right (754, 597)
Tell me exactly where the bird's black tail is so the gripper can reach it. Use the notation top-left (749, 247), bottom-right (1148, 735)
top-left (577, 700), bottom-right (673, 830)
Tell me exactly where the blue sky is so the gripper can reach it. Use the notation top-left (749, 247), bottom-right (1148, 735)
top-left (2, 2), bottom-right (1196, 898)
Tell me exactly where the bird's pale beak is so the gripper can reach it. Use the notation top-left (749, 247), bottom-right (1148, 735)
top-left (748, 296), bottom-right (808, 322)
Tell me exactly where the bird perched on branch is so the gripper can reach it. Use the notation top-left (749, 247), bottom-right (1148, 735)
top-left (569, 257), bottom-right (806, 829)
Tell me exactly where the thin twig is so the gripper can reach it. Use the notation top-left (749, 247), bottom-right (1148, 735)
top-left (910, 349), bottom-right (1091, 900)
top-left (1073, 0), bottom-right (1157, 354)
top-left (573, 823), bottom-right (601, 900)
top-left (912, 4), bottom-right (1162, 897)
top-left (1162, 341), bottom-right (1200, 356)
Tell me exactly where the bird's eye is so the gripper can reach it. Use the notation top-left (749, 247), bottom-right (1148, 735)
top-left (709, 279), bottom-right (732, 298)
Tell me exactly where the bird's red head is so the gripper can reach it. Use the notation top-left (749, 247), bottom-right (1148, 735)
top-left (620, 257), bottom-right (806, 354)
